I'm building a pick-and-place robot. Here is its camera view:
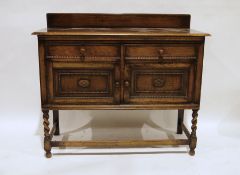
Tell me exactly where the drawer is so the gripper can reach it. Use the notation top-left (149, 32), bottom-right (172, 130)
top-left (46, 44), bottom-right (120, 62)
top-left (125, 44), bottom-right (196, 61)
top-left (47, 62), bottom-right (120, 104)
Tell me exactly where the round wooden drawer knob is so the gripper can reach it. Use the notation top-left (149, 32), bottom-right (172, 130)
top-left (124, 81), bottom-right (129, 87)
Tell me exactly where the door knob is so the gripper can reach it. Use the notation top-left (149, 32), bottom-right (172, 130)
top-left (124, 81), bottom-right (129, 87)
top-left (158, 49), bottom-right (164, 55)
top-left (80, 48), bottom-right (86, 53)
top-left (115, 81), bottom-right (120, 87)
top-left (79, 48), bottom-right (86, 61)
top-left (158, 49), bottom-right (164, 62)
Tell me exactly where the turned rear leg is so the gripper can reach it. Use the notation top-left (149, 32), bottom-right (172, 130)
top-left (177, 110), bottom-right (184, 134)
top-left (53, 110), bottom-right (60, 135)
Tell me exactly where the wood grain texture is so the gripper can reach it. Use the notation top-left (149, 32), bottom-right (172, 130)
top-left (47, 13), bottom-right (191, 28)
top-left (51, 139), bottom-right (189, 147)
top-left (125, 62), bottom-right (195, 104)
top-left (33, 28), bottom-right (209, 36)
top-left (125, 44), bottom-right (196, 58)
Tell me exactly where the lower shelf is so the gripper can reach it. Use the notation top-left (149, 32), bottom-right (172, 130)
top-left (51, 139), bottom-right (189, 148)
top-left (42, 109), bottom-right (198, 158)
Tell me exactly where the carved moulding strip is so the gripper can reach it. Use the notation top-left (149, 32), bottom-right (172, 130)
top-left (125, 56), bottom-right (196, 60)
top-left (53, 96), bottom-right (113, 99)
top-left (130, 95), bottom-right (187, 98)
top-left (47, 56), bottom-right (120, 62)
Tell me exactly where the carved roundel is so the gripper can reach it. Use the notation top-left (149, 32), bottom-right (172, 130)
top-left (78, 79), bottom-right (90, 88)
top-left (153, 78), bottom-right (165, 88)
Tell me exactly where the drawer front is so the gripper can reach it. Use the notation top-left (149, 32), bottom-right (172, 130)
top-left (46, 43), bottom-right (120, 62)
top-left (124, 63), bottom-right (194, 104)
top-left (125, 44), bottom-right (196, 61)
top-left (47, 62), bottom-right (120, 104)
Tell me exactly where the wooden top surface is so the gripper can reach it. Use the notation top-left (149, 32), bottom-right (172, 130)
top-left (32, 28), bottom-right (210, 36)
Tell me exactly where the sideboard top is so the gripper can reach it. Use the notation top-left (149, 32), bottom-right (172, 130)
top-left (32, 13), bottom-right (210, 36)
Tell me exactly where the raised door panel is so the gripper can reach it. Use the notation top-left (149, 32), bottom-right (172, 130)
top-left (47, 62), bottom-right (120, 104)
top-left (124, 63), bottom-right (195, 104)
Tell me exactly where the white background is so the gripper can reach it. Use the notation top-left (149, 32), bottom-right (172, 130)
top-left (1, 0), bottom-right (240, 175)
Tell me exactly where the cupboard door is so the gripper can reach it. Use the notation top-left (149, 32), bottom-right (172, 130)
top-left (124, 63), bottom-right (195, 104)
top-left (47, 62), bottom-right (120, 105)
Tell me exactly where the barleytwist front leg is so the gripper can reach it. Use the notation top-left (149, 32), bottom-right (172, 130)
top-left (189, 109), bottom-right (198, 156)
top-left (43, 109), bottom-right (52, 158)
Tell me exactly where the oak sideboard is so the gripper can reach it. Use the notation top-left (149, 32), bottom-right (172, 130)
top-left (33, 13), bottom-right (210, 158)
